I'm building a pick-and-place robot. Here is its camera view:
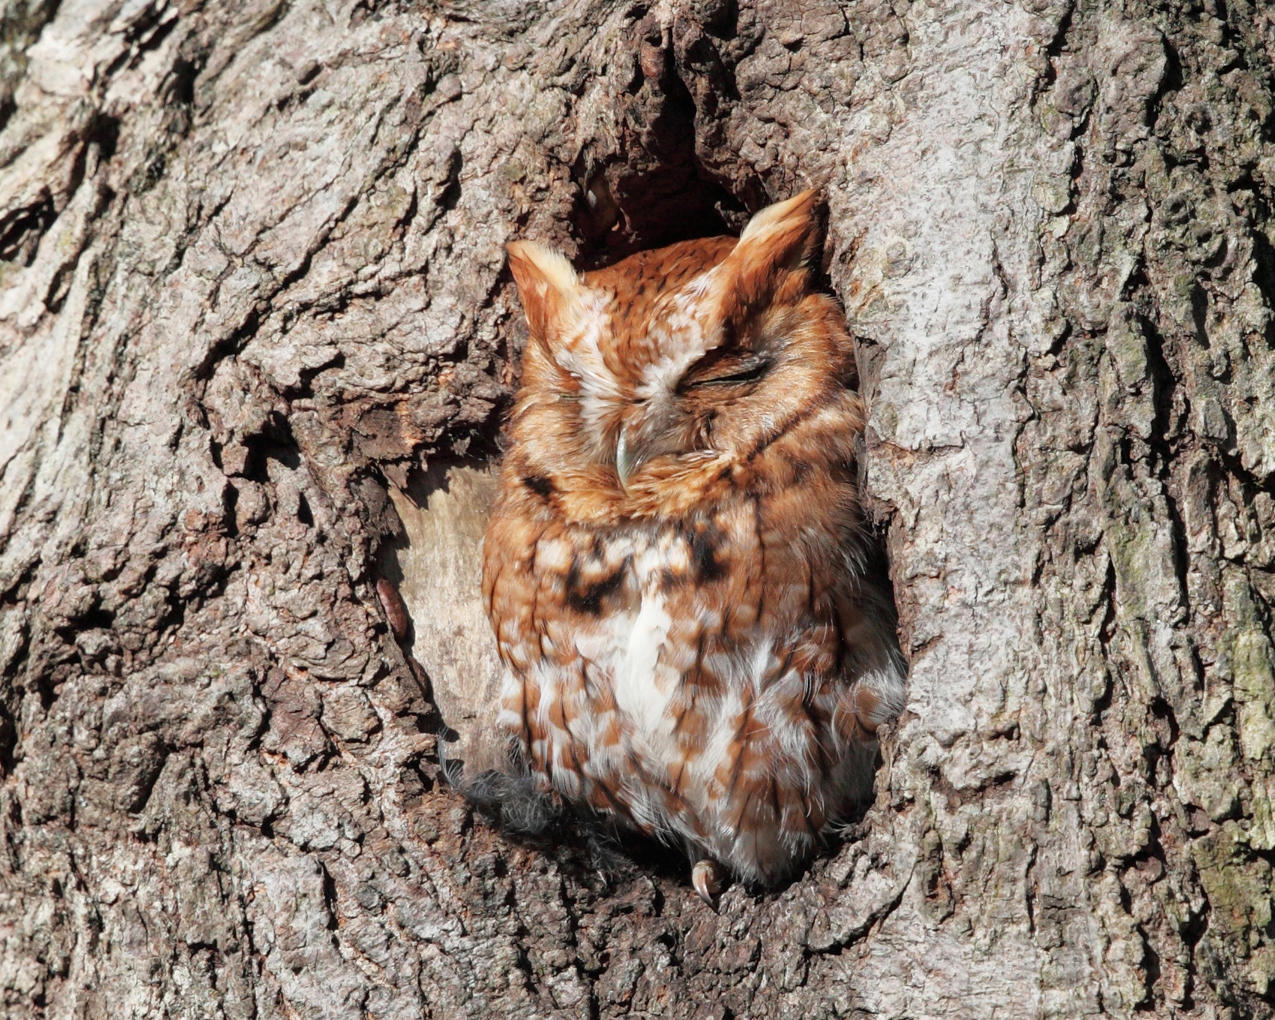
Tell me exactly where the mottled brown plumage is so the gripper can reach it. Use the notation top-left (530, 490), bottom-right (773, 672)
top-left (483, 191), bottom-right (906, 895)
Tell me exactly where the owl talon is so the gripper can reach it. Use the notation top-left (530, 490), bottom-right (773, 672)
top-left (691, 859), bottom-right (726, 906)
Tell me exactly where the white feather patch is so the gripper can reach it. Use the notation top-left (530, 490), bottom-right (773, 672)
top-left (613, 591), bottom-right (673, 736)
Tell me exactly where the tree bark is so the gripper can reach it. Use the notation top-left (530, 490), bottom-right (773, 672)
top-left (2, 1), bottom-right (1273, 1017)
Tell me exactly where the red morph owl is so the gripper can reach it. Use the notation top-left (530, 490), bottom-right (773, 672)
top-left (482, 190), bottom-right (907, 901)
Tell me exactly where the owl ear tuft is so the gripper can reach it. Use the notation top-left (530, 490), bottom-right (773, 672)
top-left (728, 189), bottom-right (822, 310)
top-left (506, 240), bottom-right (582, 343)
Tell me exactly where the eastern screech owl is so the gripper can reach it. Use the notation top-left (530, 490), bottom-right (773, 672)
top-left (482, 190), bottom-right (906, 900)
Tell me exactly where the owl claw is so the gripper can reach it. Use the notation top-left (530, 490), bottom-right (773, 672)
top-left (691, 859), bottom-right (726, 907)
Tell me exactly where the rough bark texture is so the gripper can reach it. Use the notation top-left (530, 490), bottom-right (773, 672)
top-left (2, 1), bottom-right (1273, 1017)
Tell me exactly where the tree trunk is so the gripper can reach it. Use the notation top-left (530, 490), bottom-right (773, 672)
top-left (2, 1), bottom-right (1272, 1017)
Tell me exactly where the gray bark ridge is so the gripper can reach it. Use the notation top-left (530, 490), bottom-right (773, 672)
top-left (1, 1), bottom-right (1272, 1018)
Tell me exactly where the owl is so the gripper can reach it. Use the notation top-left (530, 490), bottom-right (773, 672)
top-left (482, 190), bottom-right (906, 901)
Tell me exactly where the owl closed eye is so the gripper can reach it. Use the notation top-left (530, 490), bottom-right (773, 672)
top-left (482, 190), bottom-right (906, 901)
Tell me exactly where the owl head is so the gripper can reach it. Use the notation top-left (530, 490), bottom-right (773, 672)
top-left (503, 190), bottom-right (859, 518)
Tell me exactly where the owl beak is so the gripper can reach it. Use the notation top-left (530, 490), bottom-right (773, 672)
top-left (615, 429), bottom-right (636, 490)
